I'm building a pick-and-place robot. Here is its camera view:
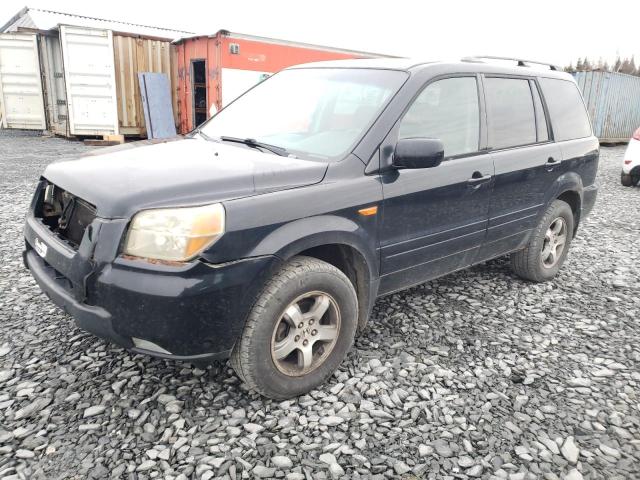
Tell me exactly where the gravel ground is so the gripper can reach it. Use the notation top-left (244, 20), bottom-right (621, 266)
top-left (0, 133), bottom-right (638, 480)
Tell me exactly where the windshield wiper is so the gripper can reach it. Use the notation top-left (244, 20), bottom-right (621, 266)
top-left (219, 136), bottom-right (289, 157)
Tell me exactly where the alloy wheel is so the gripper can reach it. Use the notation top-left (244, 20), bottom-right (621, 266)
top-left (541, 217), bottom-right (567, 268)
top-left (271, 291), bottom-right (341, 376)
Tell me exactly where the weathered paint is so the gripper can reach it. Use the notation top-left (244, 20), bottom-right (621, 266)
top-left (173, 35), bottom-right (219, 135)
top-left (574, 71), bottom-right (640, 142)
top-left (173, 31), bottom-right (383, 134)
top-left (113, 34), bottom-right (177, 136)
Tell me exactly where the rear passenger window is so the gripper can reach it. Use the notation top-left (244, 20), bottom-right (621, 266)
top-left (399, 77), bottom-right (479, 158)
top-left (485, 77), bottom-right (536, 149)
top-left (538, 78), bottom-right (592, 141)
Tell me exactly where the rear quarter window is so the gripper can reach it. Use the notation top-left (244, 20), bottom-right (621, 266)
top-left (538, 78), bottom-right (592, 141)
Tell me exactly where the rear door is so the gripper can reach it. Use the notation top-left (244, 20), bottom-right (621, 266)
top-left (476, 75), bottom-right (562, 262)
top-left (379, 75), bottom-right (494, 294)
top-left (0, 32), bottom-right (46, 130)
top-left (537, 77), bottom-right (599, 190)
top-left (59, 26), bottom-right (119, 136)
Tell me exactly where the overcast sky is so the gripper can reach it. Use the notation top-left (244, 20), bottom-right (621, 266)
top-left (1, 0), bottom-right (639, 68)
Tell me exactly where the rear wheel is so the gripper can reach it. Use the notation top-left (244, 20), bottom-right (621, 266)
top-left (230, 256), bottom-right (358, 399)
top-left (511, 200), bottom-right (574, 282)
top-left (621, 172), bottom-right (634, 187)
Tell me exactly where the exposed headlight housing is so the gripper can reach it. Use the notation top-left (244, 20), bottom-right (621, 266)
top-left (123, 203), bottom-right (225, 262)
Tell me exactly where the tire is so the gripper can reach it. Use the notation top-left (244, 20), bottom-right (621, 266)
top-left (511, 200), bottom-right (574, 282)
top-left (621, 172), bottom-right (634, 187)
top-left (230, 256), bottom-right (358, 399)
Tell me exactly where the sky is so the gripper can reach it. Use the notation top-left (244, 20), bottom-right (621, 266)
top-left (1, 0), bottom-right (639, 68)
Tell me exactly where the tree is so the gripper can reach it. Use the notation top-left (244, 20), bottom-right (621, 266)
top-left (576, 58), bottom-right (583, 71)
top-left (614, 56), bottom-right (622, 72)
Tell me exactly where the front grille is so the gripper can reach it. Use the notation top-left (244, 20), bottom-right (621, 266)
top-left (34, 180), bottom-right (97, 250)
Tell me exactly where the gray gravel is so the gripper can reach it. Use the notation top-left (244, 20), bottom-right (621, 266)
top-left (1, 134), bottom-right (639, 480)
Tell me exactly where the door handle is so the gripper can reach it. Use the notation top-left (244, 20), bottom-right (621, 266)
top-left (547, 157), bottom-right (561, 166)
top-left (467, 172), bottom-right (492, 185)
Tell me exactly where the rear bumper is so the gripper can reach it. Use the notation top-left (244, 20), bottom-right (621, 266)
top-left (24, 215), bottom-right (280, 362)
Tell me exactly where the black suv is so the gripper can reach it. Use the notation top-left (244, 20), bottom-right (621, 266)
top-left (24, 57), bottom-right (598, 399)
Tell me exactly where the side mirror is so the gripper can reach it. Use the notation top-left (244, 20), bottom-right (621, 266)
top-left (393, 138), bottom-right (444, 169)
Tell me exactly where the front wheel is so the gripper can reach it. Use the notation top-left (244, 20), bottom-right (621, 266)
top-left (230, 256), bottom-right (358, 399)
top-left (511, 200), bottom-right (574, 282)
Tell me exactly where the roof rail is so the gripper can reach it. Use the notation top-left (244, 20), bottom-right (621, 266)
top-left (462, 55), bottom-right (560, 71)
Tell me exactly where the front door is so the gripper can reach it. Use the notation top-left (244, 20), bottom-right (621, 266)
top-left (379, 76), bottom-right (494, 294)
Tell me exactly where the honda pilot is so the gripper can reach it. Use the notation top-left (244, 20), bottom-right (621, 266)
top-left (24, 57), bottom-right (599, 399)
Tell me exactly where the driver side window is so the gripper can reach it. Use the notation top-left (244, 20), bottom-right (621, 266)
top-left (399, 77), bottom-right (480, 158)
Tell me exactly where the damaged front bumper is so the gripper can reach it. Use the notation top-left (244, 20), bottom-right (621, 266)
top-left (23, 213), bottom-right (280, 362)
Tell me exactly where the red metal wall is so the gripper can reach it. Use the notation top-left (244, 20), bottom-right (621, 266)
top-left (174, 36), bottom-right (220, 135)
top-left (174, 33), bottom-right (367, 133)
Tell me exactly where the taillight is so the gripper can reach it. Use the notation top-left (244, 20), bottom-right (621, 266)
top-left (624, 160), bottom-right (632, 164)
top-left (633, 127), bottom-right (640, 141)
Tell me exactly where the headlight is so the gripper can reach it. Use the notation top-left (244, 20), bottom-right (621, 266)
top-left (123, 203), bottom-right (225, 262)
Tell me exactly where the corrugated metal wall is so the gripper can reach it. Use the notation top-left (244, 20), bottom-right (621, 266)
top-left (574, 71), bottom-right (640, 142)
top-left (113, 34), bottom-right (178, 136)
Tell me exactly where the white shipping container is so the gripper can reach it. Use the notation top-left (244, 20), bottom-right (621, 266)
top-left (59, 25), bottom-right (119, 136)
top-left (0, 32), bottom-right (46, 129)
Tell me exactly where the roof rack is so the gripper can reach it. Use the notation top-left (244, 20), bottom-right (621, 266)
top-left (462, 55), bottom-right (560, 71)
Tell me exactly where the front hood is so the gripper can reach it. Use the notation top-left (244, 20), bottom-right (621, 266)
top-left (43, 137), bottom-right (328, 218)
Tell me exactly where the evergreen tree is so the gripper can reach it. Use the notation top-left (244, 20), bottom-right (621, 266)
top-left (614, 56), bottom-right (622, 72)
top-left (576, 58), bottom-right (583, 71)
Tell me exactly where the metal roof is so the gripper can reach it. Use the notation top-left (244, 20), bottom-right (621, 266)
top-left (1, 7), bottom-right (192, 39)
top-left (173, 30), bottom-right (395, 59)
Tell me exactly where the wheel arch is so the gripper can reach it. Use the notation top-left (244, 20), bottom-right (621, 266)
top-left (545, 172), bottom-right (584, 235)
top-left (250, 215), bottom-right (379, 331)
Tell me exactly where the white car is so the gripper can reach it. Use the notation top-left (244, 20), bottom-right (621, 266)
top-left (622, 127), bottom-right (640, 186)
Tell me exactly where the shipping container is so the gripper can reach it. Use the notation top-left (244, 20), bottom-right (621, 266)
top-left (173, 31), bottom-right (389, 134)
top-left (59, 25), bottom-right (119, 136)
top-left (574, 70), bottom-right (640, 143)
top-left (39, 31), bottom-right (68, 135)
top-left (1, 7), bottom-right (189, 137)
top-left (113, 33), bottom-right (178, 136)
top-left (0, 32), bottom-right (46, 129)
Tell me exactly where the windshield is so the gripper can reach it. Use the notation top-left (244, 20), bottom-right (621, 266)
top-left (200, 68), bottom-right (407, 160)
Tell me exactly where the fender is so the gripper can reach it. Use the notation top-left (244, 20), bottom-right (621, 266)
top-left (249, 214), bottom-right (379, 279)
top-left (538, 170), bottom-right (584, 229)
